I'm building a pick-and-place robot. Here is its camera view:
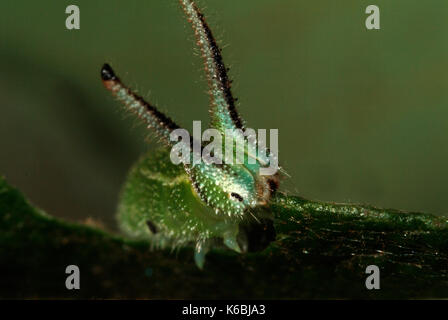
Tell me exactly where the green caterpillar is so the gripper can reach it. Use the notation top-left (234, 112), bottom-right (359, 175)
top-left (101, 0), bottom-right (281, 269)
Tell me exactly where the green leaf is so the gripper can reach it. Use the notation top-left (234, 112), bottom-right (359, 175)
top-left (1, 163), bottom-right (448, 298)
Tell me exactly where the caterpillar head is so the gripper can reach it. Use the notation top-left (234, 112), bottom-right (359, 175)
top-left (187, 162), bottom-right (279, 217)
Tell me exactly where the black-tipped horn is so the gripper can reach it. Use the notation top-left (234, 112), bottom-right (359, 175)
top-left (101, 63), bottom-right (117, 81)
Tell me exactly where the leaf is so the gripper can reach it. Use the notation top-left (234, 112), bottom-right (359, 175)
top-left (1, 162), bottom-right (448, 298)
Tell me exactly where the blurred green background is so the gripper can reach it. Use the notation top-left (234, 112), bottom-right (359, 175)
top-left (0, 0), bottom-right (447, 229)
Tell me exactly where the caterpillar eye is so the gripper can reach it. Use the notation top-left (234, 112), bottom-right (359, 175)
top-left (267, 178), bottom-right (279, 194)
top-left (230, 192), bottom-right (244, 202)
top-left (146, 220), bottom-right (158, 234)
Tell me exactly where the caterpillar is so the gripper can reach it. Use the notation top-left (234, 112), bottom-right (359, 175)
top-left (101, 0), bottom-right (281, 269)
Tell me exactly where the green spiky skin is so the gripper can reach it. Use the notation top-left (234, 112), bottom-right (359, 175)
top-left (117, 150), bottom-right (269, 266)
